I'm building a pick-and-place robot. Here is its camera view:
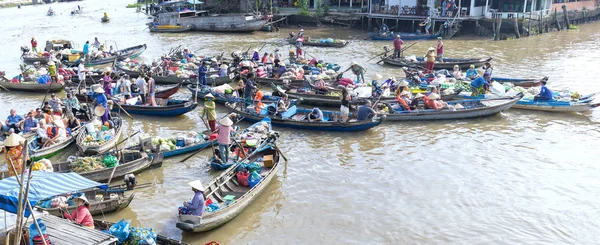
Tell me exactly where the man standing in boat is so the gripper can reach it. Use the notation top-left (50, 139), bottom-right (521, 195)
top-left (393, 35), bottom-right (404, 58)
top-left (197, 61), bottom-right (208, 86)
top-left (436, 37), bottom-right (444, 62)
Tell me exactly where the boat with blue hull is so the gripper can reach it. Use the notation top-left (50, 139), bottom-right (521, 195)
top-left (225, 102), bottom-right (382, 132)
top-left (112, 99), bottom-right (197, 117)
top-left (459, 93), bottom-right (599, 112)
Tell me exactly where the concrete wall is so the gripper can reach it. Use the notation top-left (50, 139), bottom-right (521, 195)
top-left (552, 0), bottom-right (597, 11)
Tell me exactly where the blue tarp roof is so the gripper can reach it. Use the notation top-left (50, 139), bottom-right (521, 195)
top-left (0, 172), bottom-right (107, 216)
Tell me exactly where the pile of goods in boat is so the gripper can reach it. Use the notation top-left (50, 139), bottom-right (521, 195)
top-left (307, 38), bottom-right (345, 44)
top-left (70, 156), bottom-right (105, 172)
top-left (238, 121), bottom-right (269, 147)
top-left (82, 120), bottom-right (116, 146)
top-left (38, 196), bottom-right (67, 208)
top-left (498, 83), bottom-right (583, 101)
top-left (18, 66), bottom-right (65, 84)
top-left (152, 131), bottom-right (206, 151)
top-left (31, 159), bottom-right (54, 172)
top-left (104, 219), bottom-right (158, 245)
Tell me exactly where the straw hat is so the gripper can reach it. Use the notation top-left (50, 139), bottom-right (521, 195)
top-left (396, 35), bottom-right (401, 38)
top-left (428, 93), bottom-right (440, 100)
top-left (94, 105), bottom-right (106, 117)
top-left (94, 87), bottom-right (105, 93)
top-left (300, 29), bottom-right (304, 32)
top-left (400, 90), bottom-right (410, 96)
top-left (52, 116), bottom-right (65, 129)
top-left (204, 93), bottom-right (215, 99)
top-left (399, 80), bottom-right (409, 87)
top-left (188, 180), bottom-right (205, 192)
top-left (211, 58), bottom-right (217, 62)
top-left (296, 38), bottom-right (302, 42)
top-left (219, 117), bottom-right (233, 126)
top-left (74, 195), bottom-right (89, 205)
top-left (350, 61), bottom-right (356, 66)
top-left (220, 64), bottom-right (228, 69)
top-left (390, 77), bottom-right (397, 82)
top-left (373, 74), bottom-right (382, 80)
top-left (414, 93), bottom-right (424, 99)
top-left (428, 47), bottom-right (435, 51)
top-left (48, 61), bottom-right (55, 66)
top-left (4, 133), bottom-right (25, 147)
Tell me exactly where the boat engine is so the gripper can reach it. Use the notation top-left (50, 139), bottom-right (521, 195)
top-left (20, 46), bottom-right (30, 55)
top-left (124, 173), bottom-right (136, 190)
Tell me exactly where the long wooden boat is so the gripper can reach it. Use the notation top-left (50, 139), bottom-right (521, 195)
top-left (95, 219), bottom-right (188, 245)
top-left (115, 63), bottom-right (231, 85)
top-left (28, 128), bottom-right (83, 161)
top-left (150, 25), bottom-right (193, 33)
top-left (369, 32), bottom-right (440, 41)
top-left (22, 56), bottom-right (49, 64)
top-left (491, 77), bottom-right (542, 88)
top-left (101, 16), bottom-right (110, 23)
top-left (225, 102), bottom-right (382, 132)
top-left (289, 38), bottom-right (349, 48)
top-left (54, 150), bottom-right (163, 182)
top-left (64, 44), bottom-right (147, 67)
top-left (176, 141), bottom-right (281, 232)
top-left (72, 83), bottom-right (182, 102)
top-left (111, 99), bottom-right (198, 117)
top-left (382, 56), bottom-right (493, 70)
top-left (76, 116), bottom-right (123, 155)
top-left (155, 11), bottom-right (269, 32)
top-left (0, 77), bottom-right (65, 92)
top-left (513, 98), bottom-right (600, 112)
top-left (381, 93), bottom-right (523, 121)
top-left (38, 189), bottom-right (135, 216)
top-left (186, 84), bottom-right (282, 105)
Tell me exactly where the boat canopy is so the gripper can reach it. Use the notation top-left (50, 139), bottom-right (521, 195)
top-left (0, 171), bottom-right (107, 216)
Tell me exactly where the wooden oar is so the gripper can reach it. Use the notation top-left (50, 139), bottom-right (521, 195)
top-left (375, 42), bottom-right (419, 64)
top-left (106, 130), bottom-right (142, 186)
top-left (112, 99), bottom-right (134, 120)
top-left (367, 51), bottom-right (388, 62)
top-left (0, 83), bottom-right (9, 92)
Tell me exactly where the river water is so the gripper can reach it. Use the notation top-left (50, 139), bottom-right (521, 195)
top-left (1, 0), bottom-right (600, 244)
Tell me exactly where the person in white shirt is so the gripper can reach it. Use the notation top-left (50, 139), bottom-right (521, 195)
top-left (135, 76), bottom-right (147, 104)
top-left (121, 75), bottom-right (131, 99)
top-left (77, 62), bottom-right (86, 87)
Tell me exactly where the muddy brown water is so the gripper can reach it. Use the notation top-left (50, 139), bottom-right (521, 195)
top-left (0, 0), bottom-right (599, 244)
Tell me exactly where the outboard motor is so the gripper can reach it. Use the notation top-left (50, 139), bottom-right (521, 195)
top-left (20, 46), bottom-right (30, 55)
top-left (123, 173), bottom-right (136, 190)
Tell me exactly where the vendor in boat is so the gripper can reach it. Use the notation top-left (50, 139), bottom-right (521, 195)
top-left (31, 37), bottom-right (38, 53)
top-left (198, 60), bottom-right (208, 86)
top-left (4, 109), bottom-right (24, 133)
top-left (102, 72), bottom-right (113, 97)
top-left (436, 37), bottom-right (444, 62)
top-left (423, 93), bottom-right (447, 110)
top-left (48, 61), bottom-right (58, 84)
top-left (295, 39), bottom-right (304, 60)
top-left (49, 93), bottom-right (62, 115)
top-left (357, 101), bottom-right (377, 121)
top-left (396, 80), bottom-right (410, 95)
top-left (482, 62), bottom-right (493, 83)
top-left (236, 79), bottom-right (245, 97)
top-left (425, 47), bottom-right (437, 74)
top-left (184, 180), bottom-right (206, 216)
top-left (219, 64), bottom-right (228, 77)
top-left (64, 112), bottom-right (80, 135)
top-left (4, 133), bottom-right (25, 177)
top-left (452, 65), bottom-right (464, 80)
top-left (92, 87), bottom-right (110, 123)
top-left (298, 29), bottom-right (305, 39)
top-left (108, 46), bottom-right (115, 55)
top-left (308, 107), bottom-right (325, 122)
top-left (342, 61), bottom-right (366, 84)
top-left (410, 93), bottom-right (425, 109)
top-left (147, 73), bottom-right (157, 106)
top-left (103, 12), bottom-right (108, 19)
top-left (245, 73), bottom-right (257, 105)
top-left (215, 117), bottom-right (234, 163)
top-left (371, 74), bottom-right (383, 97)
top-left (277, 94), bottom-right (289, 115)
top-left (22, 111), bottom-right (39, 133)
top-left (261, 52), bottom-right (269, 64)
top-left (396, 90), bottom-right (412, 111)
top-left (252, 49), bottom-right (260, 62)
top-left (209, 58), bottom-right (219, 70)
top-left (393, 35), bottom-right (404, 58)
top-left (314, 76), bottom-right (328, 93)
top-left (470, 75), bottom-right (489, 97)
top-left (201, 93), bottom-right (217, 132)
top-left (93, 37), bottom-right (101, 49)
top-left (534, 79), bottom-right (553, 101)
top-left (83, 41), bottom-right (90, 63)
top-left (60, 195), bottom-right (94, 229)
top-left (276, 62), bottom-right (287, 78)
top-left (465, 65), bottom-right (478, 80)
top-left (339, 87), bottom-right (351, 122)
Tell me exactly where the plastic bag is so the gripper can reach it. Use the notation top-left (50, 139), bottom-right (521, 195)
top-left (103, 155), bottom-right (118, 168)
top-left (109, 219), bottom-right (131, 245)
top-left (246, 162), bottom-right (261, 173)
top-left (248, 171), bottom-right (262, 188)
top-left (236, 169), bottom-right (250, 187)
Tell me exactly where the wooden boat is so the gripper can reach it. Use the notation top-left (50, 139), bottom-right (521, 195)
top-left (27, 128), bottom-right (83, 161)
top-left (225, 102), bottom-right (382, 132)
top-left (491, 77), bottom-right (542, 88)
top-left (53, 150), bottom-right (163, 182)
top-left (64, 44), bottom-right (147, 67)
top-left (152, 138), bottom-right (216, 159)
top-left (187, 84), bottom-right (282, 104)
top-left (150, 25), bottom-right (193, 33)
top-left (369, 32), bottom-right (440, 41)
top-left (288, 38), bottom-right (349, 48)
top-left (72, 83), bottom-right (182, 101)
top-left (76, 116), bottom-right (123, 155)
top-left (512, 96), bottom-right (600, 112)
top-left (154, 11), bottom-right (269, 32)
top-left (101, 16), bottom-right (110, 22)
top-left (0, 78), bottom-right (65, 93)
top-left (95, 220), bottom-right (188, 245)
top-left (37, 189), bottom-right (135, 216)
top-left (381, 93), bottom-right (523, 121)
top-left (111, 99), bottom-right (198, 117)
top-left (22, 56), bottom-right (49, 64)
top-left (382, 57), bottom-right (493, 70)
top-left (176, 140), bottom-right (281, 232)
top-left (115, 63), bottom-right (231, 85)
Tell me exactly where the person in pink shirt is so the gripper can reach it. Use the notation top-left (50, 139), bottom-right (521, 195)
top-left (393, 35), bottom-right (404, 58)
top-left (215, 117), bottom-right (234, 163)
top-left (60, 196), bottom-right (94, 228)
top-left (436, 37), bottom-right (444, 62)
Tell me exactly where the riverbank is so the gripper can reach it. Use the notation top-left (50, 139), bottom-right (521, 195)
top-left (0, 0), bottom-right (35, 8)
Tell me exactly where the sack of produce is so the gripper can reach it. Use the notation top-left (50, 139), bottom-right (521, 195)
top-left (246, 162), bottom-right (262, 173)
top-left (109, 219), bottom-right (131, 245)
top-left (124, 227), bottom-right (157, 245)
top-left (103, 155), bottom-right (119, 168)
top-left (248, 171), bottom-right (262, 188)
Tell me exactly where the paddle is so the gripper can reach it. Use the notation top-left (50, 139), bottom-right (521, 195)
top-left (375, 42), bottom-right (419, 65)
top-left (179, 117), bottom-right (215, 163)
top-left (112, 99), bottom-right (134, 120)
top-left (106, 130), bottom-right (142, 186)
top-left (0, 83), bottom-right (9, 92)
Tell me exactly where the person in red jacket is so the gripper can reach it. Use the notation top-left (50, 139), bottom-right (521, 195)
top-left (31, 37), bottom-right (38, 53)
top-left (393, 35), bottom-right (404, 58)
top-left (61, 196), bottom-right (95, 228)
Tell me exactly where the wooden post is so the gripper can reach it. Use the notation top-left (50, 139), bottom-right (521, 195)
top-left (554, 8), bottom-right (561, 31)
top-left (495, 18), bottom-right (503, 40)
top-left (562, 5), bottom-right (570, 29)
top-left (513, 16), bottom-right (520, 38)
top-left (146, 0), bottom-right (149, 14)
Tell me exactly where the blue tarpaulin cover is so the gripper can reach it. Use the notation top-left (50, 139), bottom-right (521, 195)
top-left (0, 172), bottom-right (107, 216)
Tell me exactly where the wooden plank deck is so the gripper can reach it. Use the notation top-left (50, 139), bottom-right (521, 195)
top-left (39, 215), bottom-right (118, 245)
